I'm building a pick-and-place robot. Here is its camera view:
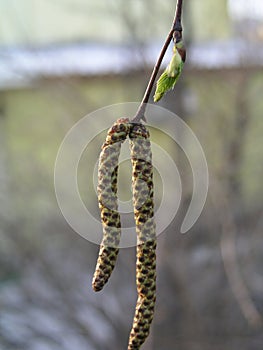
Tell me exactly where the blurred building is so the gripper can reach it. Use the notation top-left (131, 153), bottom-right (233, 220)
top-left (0, 0), bottom-right (262, 90)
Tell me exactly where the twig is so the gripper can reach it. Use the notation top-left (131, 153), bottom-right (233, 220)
top-left (132, 0), bottom-right (184, 123)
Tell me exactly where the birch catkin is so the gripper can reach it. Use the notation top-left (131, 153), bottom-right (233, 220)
top-left (92, 118), bottom-right (130, 292)
top-left (128, 123), bottom-right (156, 350)
top-left (92, 120), bottom-right (157, 350)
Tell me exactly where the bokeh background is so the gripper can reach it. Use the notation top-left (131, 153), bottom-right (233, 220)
top-left (0, 1), bottom-right (263, 349)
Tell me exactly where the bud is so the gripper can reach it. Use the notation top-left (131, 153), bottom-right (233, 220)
top-left (154, 42), bottom-right (185, 102)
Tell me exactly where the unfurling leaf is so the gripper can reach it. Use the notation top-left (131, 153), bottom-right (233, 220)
top-left (154, 41), bottom-right (185, 102)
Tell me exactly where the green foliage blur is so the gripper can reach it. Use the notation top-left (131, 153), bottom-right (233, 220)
top-left (0, 1), bottom-right (263, 350)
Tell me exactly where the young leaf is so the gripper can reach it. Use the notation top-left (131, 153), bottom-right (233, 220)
top-left (154, 41), bottom-right (185, 102)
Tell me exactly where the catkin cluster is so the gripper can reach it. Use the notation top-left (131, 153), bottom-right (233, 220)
top-left (92, 119), bottom-right (156, 350)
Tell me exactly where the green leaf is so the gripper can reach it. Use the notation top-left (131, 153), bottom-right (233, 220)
top-left (153, 45), bottom-right (184, 102)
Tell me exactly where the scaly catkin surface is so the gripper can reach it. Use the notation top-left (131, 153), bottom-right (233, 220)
top-left (128, 123), bottom-right (156, 350)
top-left (92, 118), bottom-right (130, 292)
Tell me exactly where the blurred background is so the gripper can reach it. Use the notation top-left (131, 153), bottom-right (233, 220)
top-left (0, 0), bottom-right (263, 349)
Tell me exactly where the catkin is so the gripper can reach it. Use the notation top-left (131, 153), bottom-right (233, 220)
top-left (92, 118), bottom-right (130, 292)
top-left (92, 120), bottom-right (157, 349)
top-left (128, 123), bottom-right (156, 350)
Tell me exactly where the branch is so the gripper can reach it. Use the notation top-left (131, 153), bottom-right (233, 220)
top-left (132, 0), bottom-right (184, 123)
top-left (174, 0), bottom-right (183, 32)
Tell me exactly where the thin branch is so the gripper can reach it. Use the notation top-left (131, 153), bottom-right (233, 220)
top-left (174, 0), bottom-right (183, 32)
top-left (132, 0), bottom-right (184, 123)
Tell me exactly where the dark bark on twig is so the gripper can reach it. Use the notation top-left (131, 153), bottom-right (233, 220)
top-left (132, 0), bottom-right (184, 123)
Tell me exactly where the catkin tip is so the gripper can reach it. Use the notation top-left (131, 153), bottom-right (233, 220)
top-left (92, 284), bottom-right (103, 292)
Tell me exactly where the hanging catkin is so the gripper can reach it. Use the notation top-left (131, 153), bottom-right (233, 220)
top-left (128, 123), bottom-right (156, 350)
top-left (92, 120), bottom-right (156, 350)
top-left (92, 118), bottom-right (130, 292)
